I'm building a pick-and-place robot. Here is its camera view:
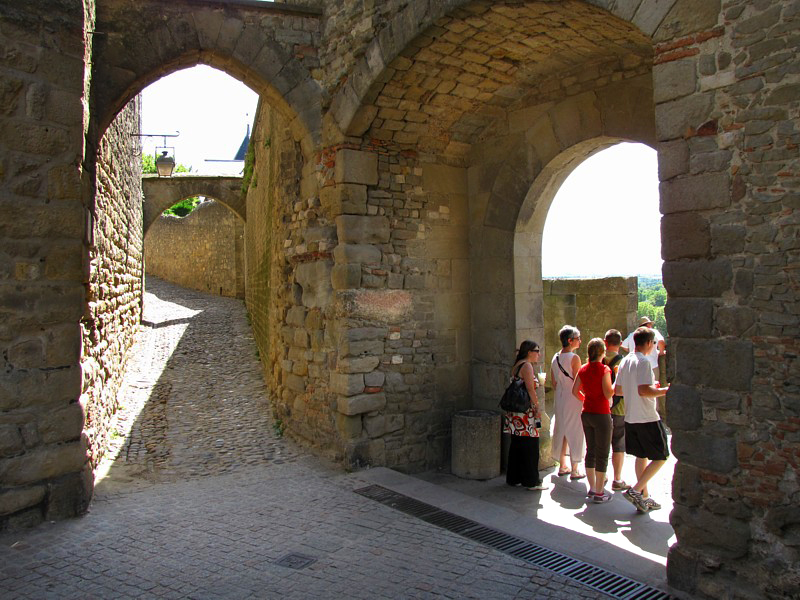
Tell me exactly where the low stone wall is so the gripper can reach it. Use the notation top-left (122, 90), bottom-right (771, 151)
top-left (145, 201), bottom-right (245, 299)
top-left (543, 277), bottom-right (637, 365)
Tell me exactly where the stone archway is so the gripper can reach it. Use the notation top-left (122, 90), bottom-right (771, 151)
top-left (141, 176), bottom-right (245, 235)
top-left (93, 0), bottom-right (323, 152)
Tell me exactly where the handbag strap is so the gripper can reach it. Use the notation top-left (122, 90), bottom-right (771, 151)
top-left (555, 354), bottom-right (574, 381)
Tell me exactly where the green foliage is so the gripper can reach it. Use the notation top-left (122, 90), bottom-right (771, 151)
top-left (242, 141), bottom-right (256, 193)
top-left (638, 278), bottom-right (668, 334)
top-left (272, 419), bottom-right (285, 438)
top-left (163, 197), bottom-right (202, 217)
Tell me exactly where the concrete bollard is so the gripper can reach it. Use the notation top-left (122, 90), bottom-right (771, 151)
top-left (451, 409), bottom-right (501, 480)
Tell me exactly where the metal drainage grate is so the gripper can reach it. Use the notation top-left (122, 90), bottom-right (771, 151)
top-left (355, 484), bottom-right (672, 600)
top-left (273, 552), bottom-right (316, 570)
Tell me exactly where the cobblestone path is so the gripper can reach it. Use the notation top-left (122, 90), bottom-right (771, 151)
top-left (96, 276), bottom-right (300, 492)
top-left (0, 278), bottom-right (606, 599)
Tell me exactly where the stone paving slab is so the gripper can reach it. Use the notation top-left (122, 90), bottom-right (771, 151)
top-left (0, 278), bottom-right (609, 599)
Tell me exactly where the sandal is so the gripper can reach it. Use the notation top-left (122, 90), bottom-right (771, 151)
top-left (557, 469), bottom-right (570, 476)
top-left (570, 473), bottom-right (586, 481)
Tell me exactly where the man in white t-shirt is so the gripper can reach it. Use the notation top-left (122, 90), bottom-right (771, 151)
top-left (621, 316), bottom-right (665, 379)
top-left (615, 327), bottom-right (670, 513)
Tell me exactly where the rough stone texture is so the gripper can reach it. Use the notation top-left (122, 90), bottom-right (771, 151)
top-left (451, 409), bottom-right (501, 480)
top-left (145, 200), bottom-right (245, 299)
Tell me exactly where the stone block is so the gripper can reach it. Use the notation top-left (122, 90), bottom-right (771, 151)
top-left (364, 415), bottom-right (386, 438)
top-left (44, 463), bottom-right (92, 521)
top-left (660, 172), bottom-right (730, 214)
top-left (320, 184), bottom-right (367, 216)
top-left (711, 224), bottom-right (746, 256)
top-left (330, 372), bottom-right (364, 396)
top-left (0, 484), bottom-right (46, 516)
top-left (7, 338), bottom-right (44, 369)
top-left (335, 413), bottom-right (362, 439)
top-left (295, 260), bottom-right (332, 308)
top-left (286, 374), bottom-right (306, 393)
top-left (337, 392), bottom-right (386, 416)
top-left (286, 306), bottom-right (307, 327)
top-left (653, 59), bottom-right (697, 103)
top-left (663, 259), bottom-right (732, 297)
top-left (39, 403), bottom-right (84, 444)
top-left (671, 430), bottom-right (738, 474)
top-left (0, 425), bottom-right (23, 457)
top-left (335, 290), bottom-right (412, 324)
top-left (655, 91), bottom-right (714, 141)
top-left (338, 356), bottom-right (380, 374)
top-left (676, 338), bottom-right (753, 391)
top-left (334, 149), bottom-right (378, 185)
top-left (0, 440), bottom-right (86, 487)
top-left (333, 243), bottom-right (381, 265)
top-left (451, 409), bottom-right (501, 480)
top-left (661, 213), bottom-right (710, 260)
top-left (664, 298), bottom-right (713, 337)
top-left (331, 264), bottom-right (361, 290)
top-left (364, 370), bottom-right (385, 388)
top-left (338, 339), bottom-right (384, 358)
top-left (336, 215), bottom-right (390, 244)
top-left (715, 306), bottom-right (755, 337)
top-left (671, 505), bottom-right (751, 559)
top-left (665, 384), bottom-right (702, 431)
top-left (421, 163), bottom-right (467, 195)
top-left (657, 139), bottom-right (689, 181)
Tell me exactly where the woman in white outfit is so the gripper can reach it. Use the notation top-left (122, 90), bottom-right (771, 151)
top-left (550, 325), bottom-right (585, 479)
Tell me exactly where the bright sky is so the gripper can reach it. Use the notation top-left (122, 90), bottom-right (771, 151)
top-left (141, 67), bottom-right (662, 276)
top-left (141, 65), bottom-right (259, 175)
top-left (542, 143), bottom-right (661, 277)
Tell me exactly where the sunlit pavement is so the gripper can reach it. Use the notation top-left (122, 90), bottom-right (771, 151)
top-left (360, 449), bottom-right (676, 590)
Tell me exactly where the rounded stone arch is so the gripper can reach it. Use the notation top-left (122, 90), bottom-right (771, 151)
top-left (512, 136), bottom-right (656, 348)
top-left (331, 0), bottom-right (670, 138)
top-left (141, 176), bottom-right (245, 236)
top-left (92, 0), bottom-right (322, 155)
top-left (469, 76), bottom-right (656, 404)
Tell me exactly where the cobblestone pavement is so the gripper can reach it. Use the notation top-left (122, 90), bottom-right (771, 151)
top-left (0, 278), bottom-right (607, 599)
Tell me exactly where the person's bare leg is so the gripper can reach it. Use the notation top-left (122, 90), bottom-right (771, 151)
top-left (585, 466), bottom-right (596, 492)
top-left (612, 451), bottom-right (625, 482)
top-left (632, 458), bottom-right (666, 497)
top-left (570, 459), bottom-right (583, 478)
top-left (558, 438), bottom-right (569, 473)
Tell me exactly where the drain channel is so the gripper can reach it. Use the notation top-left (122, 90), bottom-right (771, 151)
top-left (355, 484), bottom-right (671, 600)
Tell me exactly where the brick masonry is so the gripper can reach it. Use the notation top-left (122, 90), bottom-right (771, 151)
top-left (145, 200), bottom-right (245, 299)
top-left (0, 1), bottom-right (798, 597)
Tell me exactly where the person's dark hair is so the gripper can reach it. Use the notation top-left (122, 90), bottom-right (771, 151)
top-left (604, 329), bottom-right (622, 346)
top-left (632, 326), bottom-right (655, 348)
top-left (587, 338), bottom-right (606, 362)
top-left (515, 339), bottom-right (540, 363)
top-left (558, 325), bottom-right (580, 348)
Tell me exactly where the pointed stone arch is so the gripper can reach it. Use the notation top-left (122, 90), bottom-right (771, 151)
top-left (93, 0), bottom-right (323, 154)
top-left (330, 0), bottom-right (674, 139)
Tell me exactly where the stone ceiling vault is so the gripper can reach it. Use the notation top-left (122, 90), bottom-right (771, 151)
top-left (348, 0), bottom-right (652, 162)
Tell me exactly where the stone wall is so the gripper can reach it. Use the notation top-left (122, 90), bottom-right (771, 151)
top-left (145, 200), bottom-right (244, 299)
top-left (0, 0), bottom-right (96, 530)
top-left (656, 3), bottom-right (800, 597)
top-left (543, 277), bottom-right (637, 365)
top-left (81, 98), bottom-right (144, 472)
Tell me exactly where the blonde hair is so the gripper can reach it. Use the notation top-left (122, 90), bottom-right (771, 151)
top-left (587, 338), bottom-right (606, 362)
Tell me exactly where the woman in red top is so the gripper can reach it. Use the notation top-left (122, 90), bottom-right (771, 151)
top-left (572, 338), bottom-right (614, 502)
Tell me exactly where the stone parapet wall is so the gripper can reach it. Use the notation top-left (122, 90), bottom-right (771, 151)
top-left (145, 201), bottom-right (244, 299)
top-left (81, 98), bottom-right (144, 471)
top-left (542, 277), bottom-right (637, 365)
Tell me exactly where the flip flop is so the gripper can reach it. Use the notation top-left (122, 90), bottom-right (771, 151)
top-left (570, 473), bottom-right (586, 480)
top-left (557, 469), bottom-right (570, 476)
